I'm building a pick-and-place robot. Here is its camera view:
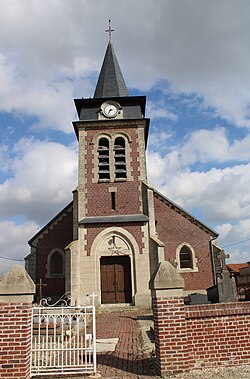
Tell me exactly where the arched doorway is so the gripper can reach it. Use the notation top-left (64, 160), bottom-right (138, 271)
top-left (90, 228), bottom-right (138, 305)
top-left (100, 255), bottom-right (132, 304)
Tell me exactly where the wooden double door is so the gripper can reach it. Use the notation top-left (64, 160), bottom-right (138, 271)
top-left (100, 256), bottom-right (132, 304)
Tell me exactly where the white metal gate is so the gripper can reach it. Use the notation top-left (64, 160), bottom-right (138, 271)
top-left (31, 303), bottom-right (96, 376)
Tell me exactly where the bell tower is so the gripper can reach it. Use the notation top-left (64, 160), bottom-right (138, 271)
top-left (67, 24), bottom-right (152, 307)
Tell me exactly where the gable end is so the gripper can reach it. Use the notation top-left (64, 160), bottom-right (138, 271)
top-left (153, 190), bottom-right (218, 238)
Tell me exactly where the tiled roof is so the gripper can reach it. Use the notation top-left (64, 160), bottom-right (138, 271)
top-left (227, 263), bottom-right (248, 273)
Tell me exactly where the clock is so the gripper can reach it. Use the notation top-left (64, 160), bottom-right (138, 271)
top-left (104, 104), bottom-right (118, 117)
top-left (101, 101), bottom-right (120, 118)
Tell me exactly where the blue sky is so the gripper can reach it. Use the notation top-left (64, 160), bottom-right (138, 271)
top-left (1, 0), bottom-right (250, 274)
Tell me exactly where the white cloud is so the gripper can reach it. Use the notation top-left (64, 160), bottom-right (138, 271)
top-left (0, 1), bottom-right (250, 129)
top-left (180, 128), bottom-right (250, 165)
top-left (149, 130), bottom-right (174, 150)
top-left (217, 219), bottom-right (250, 246)
top-left (148, 149), bottom-right (250, 224)
top-left (0, 0), bottom-right (250, 271)
top-left (147, 101), bottom-right (177, 121)
top-left (0, 220), bottom-right (39, 275)
top-left (0, 138), bottom-right (77, 224)
top-left (0, 51), bottom-right (92, 133)
top-left (216, 220), bottom-right (250, 263)
top-left (147, 145), bottom-right (250, 262)
top-left (147, 127), bottom-right (250, 188)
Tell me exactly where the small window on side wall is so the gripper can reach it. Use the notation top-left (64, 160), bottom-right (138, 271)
top-left (51, 251), bottom-right (64, 275)
top-left (176, 243), bottom-right (198, 272)
top-left (46, 249), bottom-right (65, 278)
top-left (180, 246), bottom-right (193, 269)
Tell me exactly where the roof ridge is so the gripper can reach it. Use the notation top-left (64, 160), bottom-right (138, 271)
top-left (28, 201), bottom-right (73, 245)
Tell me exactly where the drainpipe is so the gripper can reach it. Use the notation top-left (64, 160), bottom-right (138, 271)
top-left (210, 236), bottom-right (218, 285)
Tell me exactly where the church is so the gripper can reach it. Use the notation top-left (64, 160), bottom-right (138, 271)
top-left (25, 33), bottom-right (219, 308)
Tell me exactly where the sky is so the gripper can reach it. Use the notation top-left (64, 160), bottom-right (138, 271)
top-left (1, 0), bottom-right (250, 274)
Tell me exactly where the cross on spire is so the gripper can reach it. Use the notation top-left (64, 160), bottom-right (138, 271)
top-left (105, 19), bottom-right (114, 42)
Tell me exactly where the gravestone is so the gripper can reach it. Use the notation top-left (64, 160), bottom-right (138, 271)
top-left (207, 249), bottom-right (238, 303)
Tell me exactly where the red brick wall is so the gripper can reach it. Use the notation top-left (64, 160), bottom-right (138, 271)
top-left (152, 295), bottom-right (250, 376)
top-left (186, 302), bottom-right (250, 368)
top-left (0, 302), bottom-right (32, 379)
top-left (85, 124), bottom-right (143, 217)
top-left (152, 296), bottom-right (190, 375)
top-left (35, 208), bottom-right (73, 299)
top-left (154, 194), bottom-right (214, 290)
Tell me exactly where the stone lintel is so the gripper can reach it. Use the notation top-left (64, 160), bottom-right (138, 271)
top-left (0, 265), bottom-right (35, 303)
top-left (79, 214), bottom-right (149, 224)
top-left (149, 261), bottom-right (184, 292)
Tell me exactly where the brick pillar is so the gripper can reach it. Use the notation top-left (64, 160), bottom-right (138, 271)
top-left (0, 265), bottom-right (35, 379)
top-left (149, 261), bottom-right (190, 376)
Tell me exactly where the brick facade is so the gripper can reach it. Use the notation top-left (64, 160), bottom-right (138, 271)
top-left (33, 206), bottom-right (73, 300)
top-left (152, 295), bottom-right (250, 376)
top-left (154, 194), bottom-right (214, 291)
top-left (0, 302), bottom-right (32, 379)
top-left (0, 302), bottom-right (33, 379)
top-left (152, 297), bottom-right (190, 375)
top-left (84, 124), bottom-right (144, 217)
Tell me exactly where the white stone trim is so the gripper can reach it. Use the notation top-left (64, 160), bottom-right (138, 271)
top-left (136, 127), bottom-right (147, 182)
top-left (90, 227), bottom-right (140, 304)
top-left (175, 242), bottom-right (198, 273)
top-left (78, 129), bottom-right (88, 219)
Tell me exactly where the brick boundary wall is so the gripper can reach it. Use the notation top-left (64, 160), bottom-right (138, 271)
top-left (0, 265), bottom-right (35, 379)
top-left (152, 297), bottom-right (190, 375)
top-left (0, 302), bottom-right (33, 379)
top-left (185, 302), bottom-right (250, 369)
top-left (153, 297), bottom-right (250, 376)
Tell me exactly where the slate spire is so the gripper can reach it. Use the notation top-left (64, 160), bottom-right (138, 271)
top-left (94, 41), bottom-right (128, 98)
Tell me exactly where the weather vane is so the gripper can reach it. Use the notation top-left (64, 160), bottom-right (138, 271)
top-left (105, 19), bottom-right (114, 42)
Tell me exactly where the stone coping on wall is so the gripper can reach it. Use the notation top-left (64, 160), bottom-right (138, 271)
top-left (0, 265), bottom-right (35, 303)
top-left (185, 301), bottom-right (250, 319)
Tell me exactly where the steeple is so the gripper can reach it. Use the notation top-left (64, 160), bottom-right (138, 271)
top-left (94, 41), bottom-right (128, 98)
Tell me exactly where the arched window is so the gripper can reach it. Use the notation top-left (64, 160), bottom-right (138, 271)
top-left (50, 251), bottom-right (64, 275)
top-left (46, 249), bottom-right (65, 278)
top-left (98, 138), bottom-right (110, 180)
top-left (94, 133), bottom-right (131, 183)
top-left (114, 137), bottom-right (126, 179)
top-left (176, 243), bottom-right (198, 272)
top-left (179, 246), bottom-right (193, 269)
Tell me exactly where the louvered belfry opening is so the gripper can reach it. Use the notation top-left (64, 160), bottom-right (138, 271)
top-left (98, 138), bottom-right (110, 180)
top-left (114, 137), bottom-right (126, 179)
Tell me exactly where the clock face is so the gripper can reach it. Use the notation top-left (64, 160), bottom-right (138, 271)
top-left (104, 104), bottom-right (118, 117)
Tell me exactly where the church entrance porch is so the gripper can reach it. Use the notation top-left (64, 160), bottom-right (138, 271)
top-left (100, 256), bottom-right (132, 304)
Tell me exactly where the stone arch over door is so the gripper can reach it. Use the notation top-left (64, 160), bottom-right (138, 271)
top-left (90, 227), bottom-right (140, 305)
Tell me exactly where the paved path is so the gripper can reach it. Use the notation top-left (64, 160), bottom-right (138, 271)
top-left (95, 309), bottom-right (158, 378)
